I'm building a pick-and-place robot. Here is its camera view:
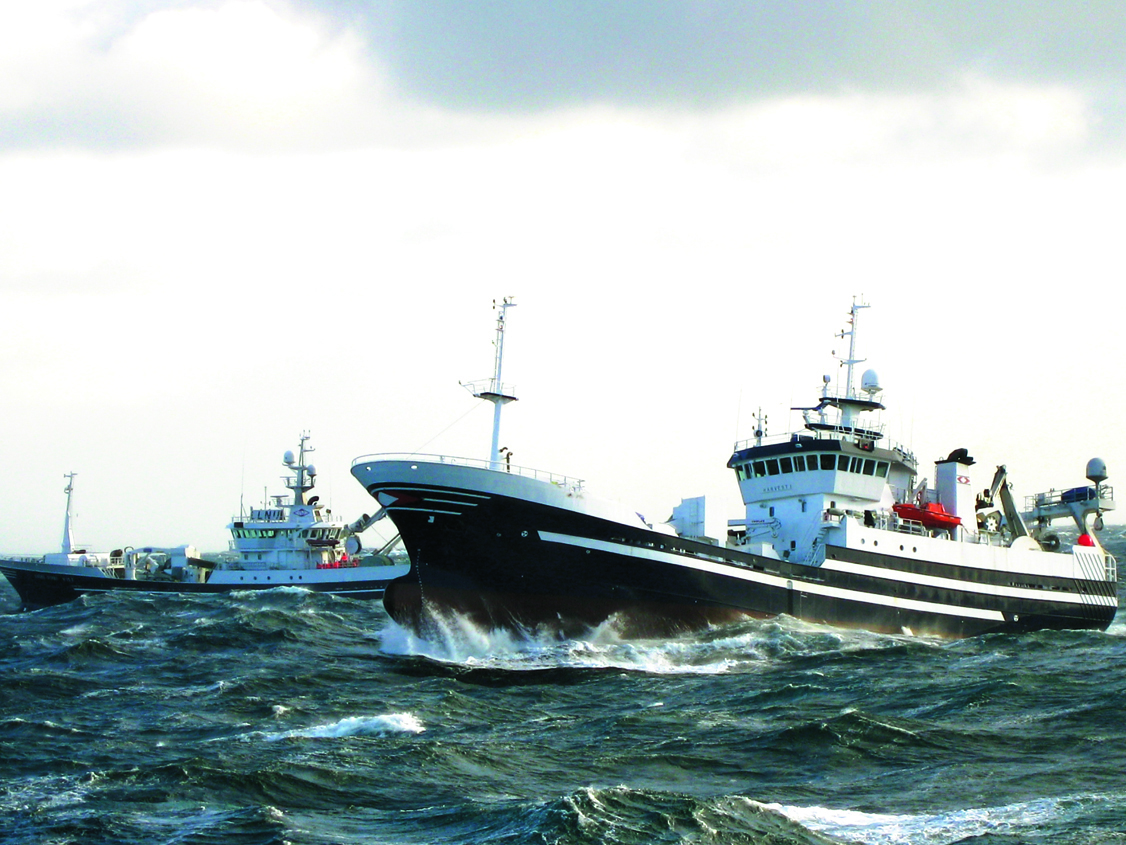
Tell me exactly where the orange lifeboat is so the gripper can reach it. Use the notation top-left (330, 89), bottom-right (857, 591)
top-left (893, 502), bottom-right (962, 530)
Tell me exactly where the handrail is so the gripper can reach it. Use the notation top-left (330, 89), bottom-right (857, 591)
top-left (1025, 484), bottom-right (1115, 510)
top-left (732, 430), bottom-right (916, 465)
top-left (352, 452), bottom-right (585, 490)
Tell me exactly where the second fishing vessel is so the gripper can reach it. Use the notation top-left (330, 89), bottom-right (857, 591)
top-left (2, 435), bottom-right (409, 610)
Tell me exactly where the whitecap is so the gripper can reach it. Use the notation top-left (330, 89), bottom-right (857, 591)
top-left (764, 793), bottom-right (1106, 845)
top-left (261, 713), bottom-right (425, 742)
top-left (378, 614), bottom-right (746, 675)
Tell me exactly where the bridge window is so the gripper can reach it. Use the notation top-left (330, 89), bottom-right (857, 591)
top-left (821, 455), bottom-right (835, 470)
top-left (780, 457), bottom-right (793, 473)
top-left (862, 459), bottom-right (876, 476)
top-left (766, 459), bottom-right (780, 476)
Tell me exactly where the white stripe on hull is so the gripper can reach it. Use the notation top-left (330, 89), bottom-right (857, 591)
top-left (821, 558), bottom-right (1115, 607)
top-left (539, 530), bottom-right (1060, 622)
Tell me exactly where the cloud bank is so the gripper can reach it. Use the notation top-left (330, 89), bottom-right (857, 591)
top-left (1, 1), bottom-right (1123, 152)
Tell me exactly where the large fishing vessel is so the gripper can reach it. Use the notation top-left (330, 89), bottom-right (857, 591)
top-left (1, 435), bottom-right (409, 610)
top-left (352, 299), bottom-right (1117, 638)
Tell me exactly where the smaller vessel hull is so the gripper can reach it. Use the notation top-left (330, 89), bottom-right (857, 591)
top-left (0, 560), bottom-right (410, 611)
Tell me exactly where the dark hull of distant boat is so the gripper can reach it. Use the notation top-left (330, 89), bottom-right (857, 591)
top-left (0, 558), bottom-right (404, 611)
top-left (358, 466), bottom-right (1118, 640)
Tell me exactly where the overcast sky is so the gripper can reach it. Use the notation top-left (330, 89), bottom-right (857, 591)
top-left (2, 1), bottom-right (1124, 554)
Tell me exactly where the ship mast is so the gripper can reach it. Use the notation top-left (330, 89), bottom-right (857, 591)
top-left (61, 472), bottom-right (76, 554)
top-left (470, 297), bottom-right (518, 468)
top-left (836, 297), bottom-right (869, 430)
top-left (838, 297), bottom-right (868, 399)
top-left (283, 432), bottom-right (316, 506)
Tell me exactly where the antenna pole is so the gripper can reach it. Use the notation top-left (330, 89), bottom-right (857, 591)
top-left (61, 472), bottom-right (76, 554)
top-left (286, 432), bottom-right (314, 506)
top-left (838, 296), bottom-right (869, 400)
top-left (469, 297), bottom-right (518, 468)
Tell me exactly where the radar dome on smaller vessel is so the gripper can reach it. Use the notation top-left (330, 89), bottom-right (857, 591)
top-left (307, 464), bottom-right (317, 477)
top-left (861, 369), bottom-right (881, 394)
top-left (1087, 458), bottom-right (1108, 484)
top-left (283, 450), bottom-right (295, 465)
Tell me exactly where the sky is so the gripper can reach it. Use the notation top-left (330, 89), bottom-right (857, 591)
top-left (2, 1), bottom-right (1125, 554)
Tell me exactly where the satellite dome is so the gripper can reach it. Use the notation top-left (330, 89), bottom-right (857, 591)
top-left (1087, 458), bottom-right (1108, 484)
top-left (283, 450), bottom-right (295, 465)
top-left (860, 369), bottom-right (881, 394)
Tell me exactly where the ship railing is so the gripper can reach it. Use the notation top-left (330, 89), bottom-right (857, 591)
top-left (893, 516), bottom-right (929, 537)
top-left (352, 452), bottom-right (585, 491)
top-left (233, 510), bottom-right (291, 524)
top-left (461, 378), bottom-right (518, 401)
top-left (1024, 484), bottom-right (1114, 511)
top-left (733, 430), bottom-right (915, 463)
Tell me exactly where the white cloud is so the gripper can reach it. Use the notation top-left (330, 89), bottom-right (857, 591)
top-left (0, 0), bottom-right (400, 150)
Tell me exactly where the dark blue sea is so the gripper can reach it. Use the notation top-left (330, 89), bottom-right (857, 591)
top-left (3, 529), bottom-right (1126, 845)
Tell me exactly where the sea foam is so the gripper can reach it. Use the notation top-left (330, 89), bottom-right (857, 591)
top-left (260, 713), bottom-right (425, 742)
top-left (766, 794), bottom-right (1093, 845)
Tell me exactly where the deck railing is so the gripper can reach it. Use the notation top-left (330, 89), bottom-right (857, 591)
top-left (732, 430), bottom-right (916, 465)
top-left (351, 452), bottom-right (585, 491)
top-left (1024, 484), bottom-right (1115, 511)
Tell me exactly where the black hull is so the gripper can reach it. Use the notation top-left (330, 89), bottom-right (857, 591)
top-left (0, 564), bottom-right (392, 612)
top-left (371, 480), bottom-right (1118, 640)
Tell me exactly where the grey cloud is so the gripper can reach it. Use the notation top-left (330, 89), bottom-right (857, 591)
top-left (4, 1), bottom-right (1125, 152)
top-left (298, 1), bottom-right (1126, 112)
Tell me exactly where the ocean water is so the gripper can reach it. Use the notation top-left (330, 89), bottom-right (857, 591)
top-left (2, 529), bottom-right (1125, 845)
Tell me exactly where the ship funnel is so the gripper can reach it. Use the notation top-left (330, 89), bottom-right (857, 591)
top-left (935, 449), bottom-right (977, 539)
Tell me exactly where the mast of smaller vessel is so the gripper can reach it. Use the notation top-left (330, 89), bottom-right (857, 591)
top-left (285, 432), bottom-right (315, 506)
top-left (472, 297), bottom-right (518, 468)
top-left (61, 472), bottom-right (76, 554)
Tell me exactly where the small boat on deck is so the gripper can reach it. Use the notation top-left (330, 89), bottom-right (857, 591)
top-left (892, 502), bottom-right (962, 532)
top-left (1, 435), bottom-right (409, 610)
